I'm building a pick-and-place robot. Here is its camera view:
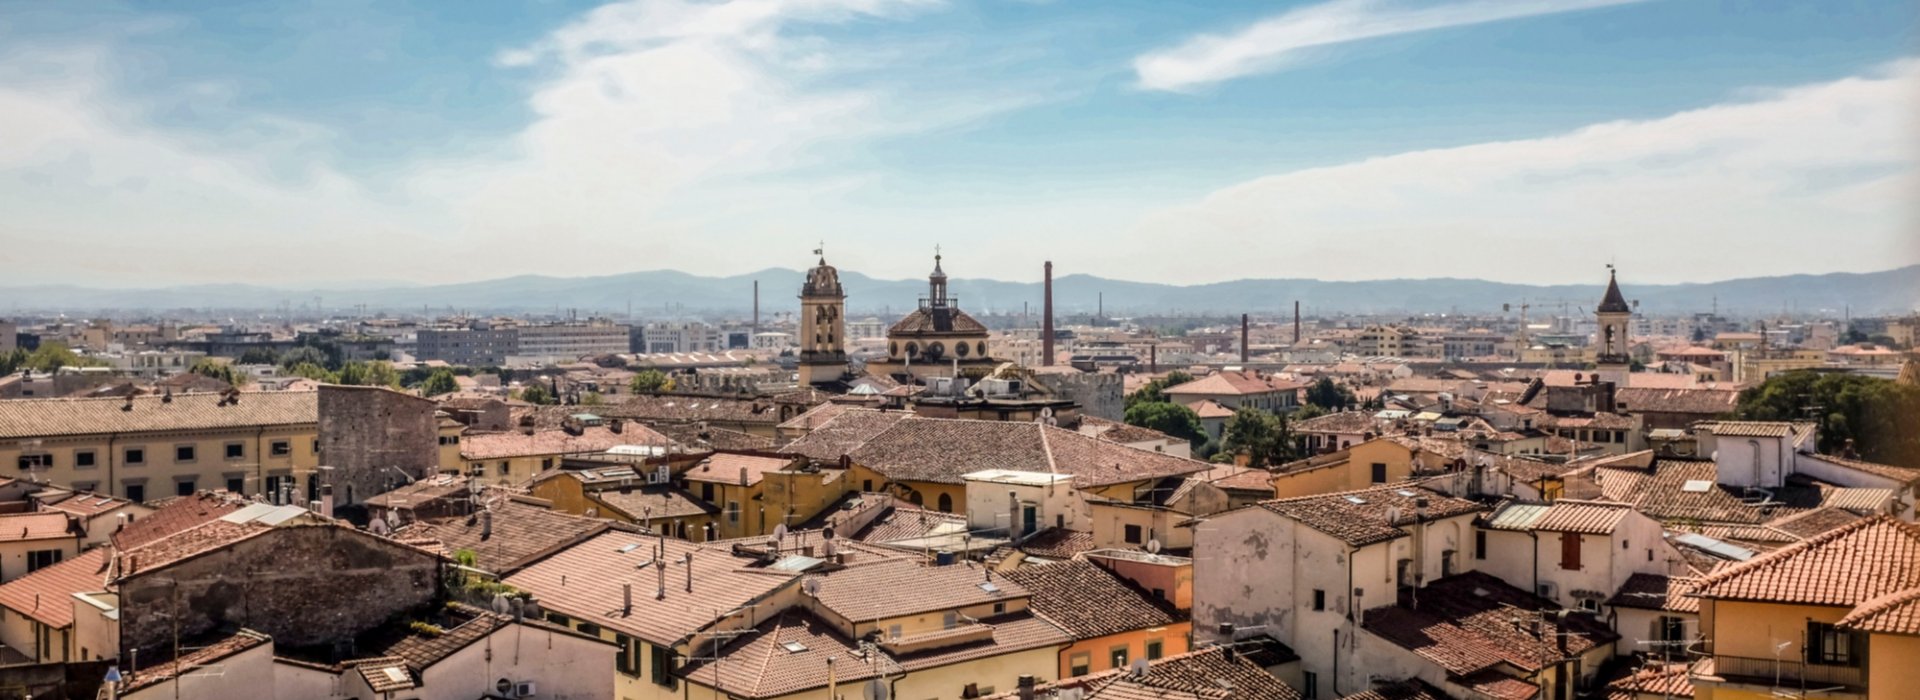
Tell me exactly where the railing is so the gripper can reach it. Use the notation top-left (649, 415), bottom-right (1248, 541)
top-left (1713, 654), bottom-right (1866, 691)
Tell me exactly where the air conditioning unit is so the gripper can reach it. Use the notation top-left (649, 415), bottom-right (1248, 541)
top-left (514, 680), bottom-right (538, 698)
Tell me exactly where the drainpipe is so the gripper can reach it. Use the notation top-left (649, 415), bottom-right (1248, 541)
top-left (1340, 545), bottom-right (1355, 696)
top-left (107, 433), bottom-right (118, 500)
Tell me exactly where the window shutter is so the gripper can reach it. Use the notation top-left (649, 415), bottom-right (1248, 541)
top-left (1560, 533), bottom-right (1581, 570)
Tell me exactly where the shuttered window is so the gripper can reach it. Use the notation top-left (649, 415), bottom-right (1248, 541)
top-left (1559, 532), bottom-right (1581, 570)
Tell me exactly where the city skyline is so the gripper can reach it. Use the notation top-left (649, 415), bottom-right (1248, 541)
top-left (1, 0), bottom-right (1916, 287)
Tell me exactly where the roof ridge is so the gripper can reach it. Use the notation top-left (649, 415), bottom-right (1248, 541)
top-left (1695, 514), bottom-right (1915, 591)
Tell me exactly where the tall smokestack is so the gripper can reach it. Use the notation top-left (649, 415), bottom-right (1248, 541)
top-left (1042, 261), bottom-right (1055, 366)
top-left (1241, 313), bottom-right (1250, 363)
top-left (1294, 301), bottom-right (1301, 344)
top-left (752, 280), bottom-right (760, 340)
top-left (1150, 344), bottom-right (1157, 373)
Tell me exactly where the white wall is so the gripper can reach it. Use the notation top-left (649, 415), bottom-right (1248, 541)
top-left (1706, 435), bottom-right (1786, 489)
top-left (1193, 509), bottom-right (1298, 651)
top-left (1473, 529), bottom-right (1539, 599)
top-left (273, 659), bottom-right (345, 700)
top-left (418, 623), bottom-right (615, 700)
top-left (127, 641), bottom-right (277, 700)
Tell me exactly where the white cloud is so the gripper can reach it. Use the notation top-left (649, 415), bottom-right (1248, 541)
top-left (1134, 0), bottom-right (1651, 92)
top-left (1117, 59), bottom-right (1920, 284)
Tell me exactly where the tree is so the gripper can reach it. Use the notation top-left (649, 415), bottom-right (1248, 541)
top-left (278, 346), bottom-right (331, 371)
top-left (629, 368), bottom-right (674, 394)
top-left (1735, 370), bottom-right (1920, 468)
top-left (334, 361), bottom-right (400, 388)
top-left (1125, 370), bottom-right (1195, 410)
top-left (286, 362), bottom-right (336, 382)
top-left (517, 383), bottom-right (557, 405)
top-left (1291, 403), bottom-right (1329, 421)
top-left (579, 392), bottom-right (606, 406)
top-left (1123, 401), bottom-right (1208, 449)
top-left (236, 347), bottom-right (281, 365)
top-left (1303, 378), bottom-right (1354, 411)
top-left (10, 343), bottom-right (97, 373)
top-left (189, 358), bottom-right (247, 387)
top-left (419, 369), bottom-right (460, 397)
top-left (1221, 407), bottom-right (1300, 468)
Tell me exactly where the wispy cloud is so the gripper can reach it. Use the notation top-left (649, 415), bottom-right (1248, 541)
top-left (1134, 0), bottom-right (1651, 92)
top-left (1109, 59), bottom-right (1920, 284)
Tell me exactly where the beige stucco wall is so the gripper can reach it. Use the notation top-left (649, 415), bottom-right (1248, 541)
top-left (0, 425), bottom-right (318, 502)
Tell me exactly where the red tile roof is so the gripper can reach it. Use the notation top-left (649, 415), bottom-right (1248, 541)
top-left (1691, 515), bottom-right (1920, 606)
top-left (114, 519), bottom-right (276, 577)
top-left (118, 630), bottom-right (271, 695)
top-left (684, 452), bottom-right (794, 487)
top-left (111, 492), bottom-right (246, 550)
top-left (849, 418), bottom-right (1210, 487)
top-left (1607, 574), bottom-right (1700, 614)
top-left (0, 512), bottom-right (77, 542)
top-left (984, 647), bottom-right (1300, 700)
top-left (0, 548), bottom-right (110, 628)
top-left (1336, 679), bottom-right (1451, 700)
top-left (1016, 529), bottom-right (1099, 560)
top-left (778, 408), bottom-right (915, 461)
top-left (1164, 371), bottom-right (1304, 397)
top-left (1362, 572), bottom-right (1619, 677)
top-left (1530, 500), bottom-right (1635, 535)
top-left (397, 498), bottom-right (612, 575)
top-left (1256, 485), bottom-right (1485, 547)
top-left (1001, 560), bottom-right (1177, 639)
top-left (459, 424), bottom-right (673, 460)
top-left (0, 390), bottom-right (317, 439)
top-left (1837, 585), bottom-right (1920, 636)
top-left (807, 558), bottom-right (1028, 623)
top-left (41, 492), bottom-right (136, 519)
top-left (1799, 453), bottom-right (1920, 485)
top-left (1604, 661), bottom-right (1694, 699)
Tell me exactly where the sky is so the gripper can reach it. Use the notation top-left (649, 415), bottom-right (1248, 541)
top-left (0, 0), bottom-right (1915, 288)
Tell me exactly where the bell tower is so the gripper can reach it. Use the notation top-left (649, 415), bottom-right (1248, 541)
top-left (1595, 265), bottom-right (1633, 383)
top-left (797, 247), bottom-right (847, 386)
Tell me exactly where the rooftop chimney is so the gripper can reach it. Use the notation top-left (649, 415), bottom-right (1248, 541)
top-left (623, 583), bottom-right (633, 616)
top-left (1042, 261), bottom-right (1055, 366)
top-left (1294, 301), bottom-right (1301, 345)
top-left (320, 484), bottom-right (334, 519)
top-left (1017, 675), bottom-right (1038, 700)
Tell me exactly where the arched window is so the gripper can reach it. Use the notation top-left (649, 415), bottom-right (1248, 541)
top-left (977, 342), bottom-right (988, 357)
top-left (936, 493), bottom-right (953, 513)
top-left (890, 342), bottom-right (899, 356)
top-left (909, 491), bottom-right (924, 506)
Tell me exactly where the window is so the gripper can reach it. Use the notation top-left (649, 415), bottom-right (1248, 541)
top-left (863, 480), bottom-right (873, 492)
top-left (1559, 532), bottom-right (1582, 570)
top-left (615, 634), bottom-right (639, 676)
top-left (224, 443), bottom-right (244, 460)
top-left (1396, 559), bottom-right (1414, 589)
top-left (1146, 639), bottom-right (1164, 661)
top-left (993, 602), bottom-right (1006, 615)
top-left (16, 454), bottom-right (50, 470)
top-left (271, 440), bottom-right (291, 457)
top-left (1124, 524), bottom-right (1144, 544)
top-left (701, 483), bottom-right (715, 502)
top-left (937, 493), bottom-right (953, 513)
top-left (1312, 589), bottom-right (1326, 611)
top-left (541, 458), bottom-right (554, 470)
top-left (176, 479), bottom-right (196, 497)
top-left (577, 622), bottom-right (602, 637)
top-left (24, 549), bottom-right (64, 573)
top-left (1069, 653), bottom-right (1091, 677)
top-left (75, 451), bottom-right (96, 469)
top-left (727, 502), bottom-right (739, 524)
top-left (1441, 550), bottom-right (1457, 577)
top-left (226, 477), bottom-right (245, 494)
top-left (124, 448), bottom-right (145, 466)
top-left (498, 461), bottom-right (512, 476)
top-left (174, 445), bottom-right (196, 463)
top-left (649, 643), bottom-right (677, 688)
top-left (1657, 616), bottom-right (1686, 644)
top-left (1109, 646), bottom-right (1129, 669)
top-left (1303, 671), bottom-right (1319, 699)
top-left (311, 439), bottom-right (320, 454)
top-left (1371, 463), bottom-right (1388, 483)
top-left (126, 483), bottom-right (146, 503)
top-left (1808, 622), bottom-right (1866, 667)
top-left (1579, 598), bottom-right (1599, 612)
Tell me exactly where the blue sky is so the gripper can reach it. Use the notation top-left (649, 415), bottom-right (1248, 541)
top-left (1, 0), bottom-right (1914, 287)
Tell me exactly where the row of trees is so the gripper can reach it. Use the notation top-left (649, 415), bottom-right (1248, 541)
top-left (0, 343), bottom-right (101, 375)
top-left (1734, 370), bottom-right (1920, 468)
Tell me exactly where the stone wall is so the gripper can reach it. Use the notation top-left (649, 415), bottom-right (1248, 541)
top-left (319, 385), bottom-right (439, 505)
top-left (1032, 371), bottom-right (1124, 421)
top-left (118, 525), bottom-right (441, 659)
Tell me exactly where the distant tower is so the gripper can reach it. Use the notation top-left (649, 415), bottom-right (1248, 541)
top-left (1595, 266), bottom-right (1633, 383)
top-left (798, 248), bottom-right (847, 386)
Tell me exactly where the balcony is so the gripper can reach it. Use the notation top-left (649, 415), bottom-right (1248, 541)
top-left (1709, 654), bottom-right (1865, 692)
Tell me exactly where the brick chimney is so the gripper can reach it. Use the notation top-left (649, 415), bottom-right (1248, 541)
top-left (1042, 261), bottom-right (1055, 366)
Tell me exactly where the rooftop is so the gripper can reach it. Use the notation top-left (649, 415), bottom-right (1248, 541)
top-left (807, 558), bottom-right (1027, 623)
top-left (683, 452), bottom-right (796, 487)
top-left (1606, 573), bottom-right (1701, 614)
top-left (0, 390), bottom-right (317, 439)
top-left (778, 408), bottom-right (916, 462)
top-left (1255, 484), bottom-right (1485, 547)
top-left (396, 498), bottom-right (612, 575)
top-left (111, 491), bottom-right (247, 550)
top-left (1000, 560), bottom-right (1179, 640)
top-left (1691, 515), bottom-right (1920, 607)
top-left (0, 548), bottom-right (111, 628)
top-left (849, 417), bottom-right (1210, 487)
top-left (0, 512), bottom-right (78, 542)
top-left (984, 647), bottom-right (1300, 700)
top-left (459, 423), bottom-right (674, 461)
top-left (1362, 571), bottom-right (1619, 677)
top-left (1164, 371), bottom-right (1305, 397)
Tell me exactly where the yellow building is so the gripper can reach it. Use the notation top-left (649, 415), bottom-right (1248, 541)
top-left (456, 421), bottom-right (674, 486)
top-left (527, 467), bottom-right (718, 541)
top-left (0, 547), bottom-right (109, 664)
top-left (865, 253), bottom-right (999, 381)
top-left (0, 391), bottom-right (319, 503)
top-left (1002, 559), bottom-right (1191, 679)
top-left (1690, 516), bottom-right (1919, 700)
top-left (1269, 437), bottom-right (1420, 499)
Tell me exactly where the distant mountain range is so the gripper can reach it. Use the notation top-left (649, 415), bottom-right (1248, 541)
top-left (4, 265), bottom-right (1916, 317)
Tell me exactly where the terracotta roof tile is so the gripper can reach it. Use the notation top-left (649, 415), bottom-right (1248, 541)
top-left (0, 512), bottom-right (77, 542)
top-left (1837, 585), bottom-right (1920, 636)
top-left (0, 548), bottom-right (110, 628)
top-left (111, 492), bottom-right (246, 550)
top-left (1766, 506), bottom-right (1864, 540)
top-left (0, 390), bottom-right (317, 439)
top-left (1336, 679), bottom-right (1451, 700)
top-left (850, 418), bottom-right (1209, 487)
top-left (1001, 560), bottom-right (1177, 639)
top-left (40, 492), bottom-right (136, 519)
top-left (1257, 485), bottom-right (1485, 547)
top-left (397, 498), bottom-right (611, 575)
top-left (1607, 574), bottom-right (1700, 614)
top-left (807, 559), bottom-right (1027, 622)
top-left (1164, 372), bottom-right (1305, 397)
top-left (1294, 410), bottom-right (1381, 434)
top-left (1799, 453), bottom-right (1920, 485)
top-left (1605, 661), bottom-right (1694, 698)
top-left (852, 503), bottom-right (967, 544)
top-left (1015, 529), bottom-right (1099, 560)
top-left (1613, 387), bottom-right (1738, 416)
top-left (1362, 572), bottom-right (1619, 676)
top-left (1595, 459), bottom-right (1818, 525)
top-left (459, 424), bottom-right (673, 461)
top-left (779, 408), bottom-right (915, 462)
top-left (986, 647), bottom-right (1300, 700)
top-left (119, 630), bottom-right (271, 694)
top-left (1530, 500), bottom-right (1635, 535)
top-left (1459, 670), bottom-right (1539, 700)
top-left (115, 519), bottom-right (275, 577)
top-left (651, 422), bottom-right (776, 451)
top-left (594, 393), bottom-right (786, 426)
top-left (684, 452), bottom-right (794, 487)
top-left (1691, 515), bottom-right (1920, 606)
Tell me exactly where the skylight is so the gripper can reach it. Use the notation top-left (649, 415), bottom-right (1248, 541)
top-left (1681, 480), bottom-right (1714, 493)
top-left (618, 543), bottom-right (641, 554)
top-left (1394, 489), bottom-right (1417, 498)
top-left (781, 641), bottom-right (808, 653)
top-left (978, 582), bottom-right (1001, 594)
top-left (1343, 495), bottom-right (1368, 505)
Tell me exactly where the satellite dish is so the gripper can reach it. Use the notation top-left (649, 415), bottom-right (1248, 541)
top-left (823, 526), bottom-right (836, 541)
top-left (1129, 658), bottom-right (1150, 677)
top-left (864, 678), bottom-right (890, 700)
top-left (369, 518), bottom-right (392, 536)
top-left (823, 540), bottom-right (839, 557)
top-left (772, 523), bottom-right (789, 541)
top-left (804, 578), bottom-right (822, 596)
top-left (1146, 539), bottom-right (1162, 555)
top-left (491, 594), bottom-right (511, 614)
